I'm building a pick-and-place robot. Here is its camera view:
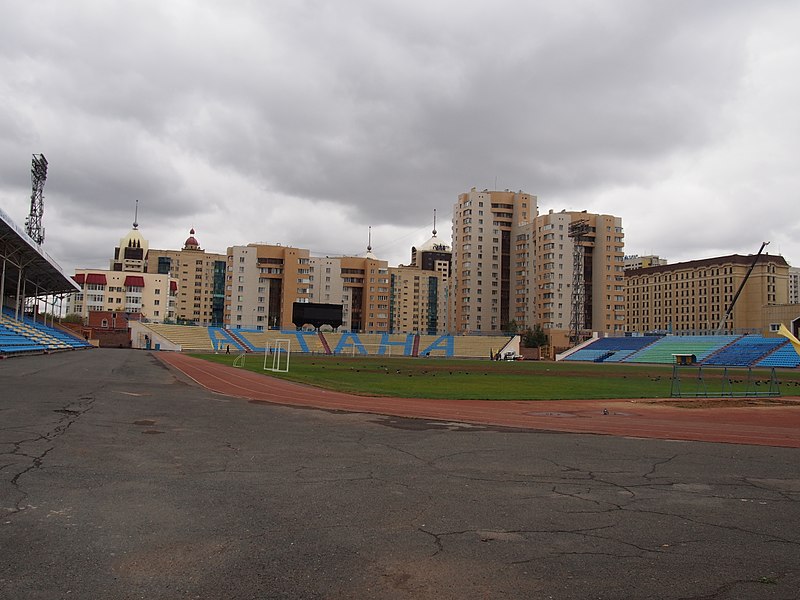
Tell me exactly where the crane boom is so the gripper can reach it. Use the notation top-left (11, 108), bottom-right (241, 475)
top-left (714, 241), bottom-right (769, 334)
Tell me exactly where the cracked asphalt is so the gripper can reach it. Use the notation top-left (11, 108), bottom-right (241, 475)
top-left (1, 349), bottom-right (799, 599)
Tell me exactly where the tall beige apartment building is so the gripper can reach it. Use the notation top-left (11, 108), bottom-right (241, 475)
top-left (450, 188), bottom-right (537, 334)
top-left (226, 243), bottom-right (390, 332)
top-left (225, 244), bottom-right (311, 330)
top-left (146, 229), bottom-right (226, 326)
top-left (625, 253), bottom-right (790, 334)
top-left (449, 189), bottom-right (625, 347)
top-left (307, 254), bottom-right (391, 332)
top-left (529, 210), bottom-right (626, 347)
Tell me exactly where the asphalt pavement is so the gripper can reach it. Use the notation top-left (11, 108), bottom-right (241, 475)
top-left (1, 349), bottom-right (798, 599)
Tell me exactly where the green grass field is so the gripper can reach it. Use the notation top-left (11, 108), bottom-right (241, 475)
top-left (193, 353), bottom-right (800, 400)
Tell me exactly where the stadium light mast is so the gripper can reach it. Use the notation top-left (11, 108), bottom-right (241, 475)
top-left (568, 219), bottom-right (592, 346)
top-left (25, 154), bottom-right (48, 245)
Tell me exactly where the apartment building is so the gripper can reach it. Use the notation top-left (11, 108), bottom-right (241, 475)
top-left (339, 255), bottom-right (390, 333)
top-left (226, 244), bottom-right (390, 332)
top-left (626, 253), bottom-right (790, 334)
top-left (789, 266), bottom-right (800, 304)
top-left (66, 268), bottom-right (176, 323)
top-left (307, 255), bottom-right (391, 332)
top-left (147, 229), bottom-right (226, 326)
top-left (449, 188), bottom-right (625, 347)
top-left (225, 244), bottom-right (311, 330)
top-left (624, 255), bottom-right (667, 270)
top-left (450, 188), bottom-right (537, 334)
top-left (389, 224), bottom-right (451, 334)
top-left (530, 210), bottom-right (626, 347)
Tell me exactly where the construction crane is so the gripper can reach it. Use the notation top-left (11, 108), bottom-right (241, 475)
top-left (25, 154), bottom-right (48, 245)
top-left (714, 241), bottom-right (769, 334)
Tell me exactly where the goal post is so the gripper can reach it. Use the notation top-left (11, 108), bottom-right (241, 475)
top-left (265, 339), bottom-right (291, 372)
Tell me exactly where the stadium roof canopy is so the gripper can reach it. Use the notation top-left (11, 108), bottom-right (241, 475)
top-left (0, 207), bottom-right (79, 297)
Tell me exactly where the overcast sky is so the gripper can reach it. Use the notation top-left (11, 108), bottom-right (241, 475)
top-left (1, 0), bottom-right (799, 275)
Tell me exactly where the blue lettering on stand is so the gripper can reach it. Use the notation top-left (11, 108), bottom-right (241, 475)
top-left (208, 327), bottom-right (245, 352)
top-left (333, 332), bottom-right (367, 355)
top-left (380, 333), bottom-right (415, 356)
top-left (419, 335), bottom-right (454, 357)
top-left (284, 330), bottom-right (316, 353)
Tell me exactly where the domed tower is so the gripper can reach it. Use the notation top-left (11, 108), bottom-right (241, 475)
top-left (183, 228), bottom-right (202, 251)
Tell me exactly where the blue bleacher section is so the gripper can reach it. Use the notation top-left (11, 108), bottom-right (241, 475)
top-left (1, 307), bottom-right (92, 355)
top-left (755, 343), bottom-right (800, 369)
top-left (564, 336), bottom-right (657, 362)
top-left (563, 333), bottom-right (800, 368)
top-left (703, 335), bottom-right (788, 367)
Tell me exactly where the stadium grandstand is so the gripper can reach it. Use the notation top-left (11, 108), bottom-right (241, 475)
top-left (130, 320), bottom-right (516, 359)
top-left (1, 207), bottom-right (92, 357)
top-left (559, 333), bottom-right (800, 368)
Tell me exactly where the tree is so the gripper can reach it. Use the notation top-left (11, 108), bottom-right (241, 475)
top-left (522, 325), bottom-right (548, 348)
top-left (62, 313), bottom-right (84, 324)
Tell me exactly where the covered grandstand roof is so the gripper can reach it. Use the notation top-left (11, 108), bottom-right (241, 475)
top-left (0, 207), bottom-right (80, 296)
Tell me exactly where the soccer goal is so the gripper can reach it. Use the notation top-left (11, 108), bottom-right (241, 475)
top-left (233, 353), bottom-right (247, 368)
top-left (265, 339), bottom-right (291, 372)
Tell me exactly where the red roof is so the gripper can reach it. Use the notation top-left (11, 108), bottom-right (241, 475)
top-left (72, 274), bottom-right (86, 284)
top-left (124, 275), bottom-right (146, 287)
top-left (85, 273), bottom-right (107, 285)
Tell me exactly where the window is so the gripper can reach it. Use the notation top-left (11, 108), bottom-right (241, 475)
top-left (770, 323), bottom-right (781, 332)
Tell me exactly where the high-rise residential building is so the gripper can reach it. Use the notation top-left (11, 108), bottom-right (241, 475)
top-left (625, 253), bottom-right (790, 334)
top-left (624, 254), bottom-right (668, 270)
top-left (528, 210), bottom-right (626, 347)
top-left (307, 254), bottom-right (390, 332)
top-left (389, 220), bottom-right (451, 334)
top-left (146, 229), bottom-right (226, 326)
top-left (339, 253), bottom-right (390, 333)
top-left (225, 244), bottom-right (311, 330)
top-left (450, 188), bottom-right (538, 334)
top-left (225, 243), bottom-right (390, 332)
top-left (789, 266), bottom-right (800, 304)
top-left (449, 189), bottom-right (624, 347)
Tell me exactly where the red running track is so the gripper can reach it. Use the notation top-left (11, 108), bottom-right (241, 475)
top-left (157, 353), bottom-right (800, 448)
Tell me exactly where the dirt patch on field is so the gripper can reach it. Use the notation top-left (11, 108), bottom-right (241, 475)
top-left (651, 398), bottom-right (800, 409)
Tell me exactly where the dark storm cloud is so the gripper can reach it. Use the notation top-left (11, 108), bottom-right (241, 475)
top-left (1, 0), bottom-right (798, 270)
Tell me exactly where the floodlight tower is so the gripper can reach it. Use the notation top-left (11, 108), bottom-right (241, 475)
top-left (568, 219), bottom-right (592, 346)
top-left (25, 154), bottom-right (48, 245)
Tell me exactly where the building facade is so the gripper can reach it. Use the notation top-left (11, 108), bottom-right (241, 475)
top-left (529, 210), bottom-right (626, 347)
top-left (389, 223), bottom-right (451, 334)
top-left (225, 244), bottom-right (390, 332)
top-left (625, 253), bottom-right (790, 335)
top-left (624, 255), bottom-right (668, 270)
top-left (66, 269), bottom-right (176, 323)
top-left (449, 189), bottom-right (625, 347)
top-left (147, 229), bottom-right (226, 326)
top-left (110, 226), bottom-right (149, 272)
top-left (225, 244), bottom-right (311, 330)
top-left (789, 266), bottom-right (800, 305)
top-left (450, 188), bottom-right (538, 334)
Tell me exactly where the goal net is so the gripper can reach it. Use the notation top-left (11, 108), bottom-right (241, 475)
top-left (264, 339), bottom-right (291, 372)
